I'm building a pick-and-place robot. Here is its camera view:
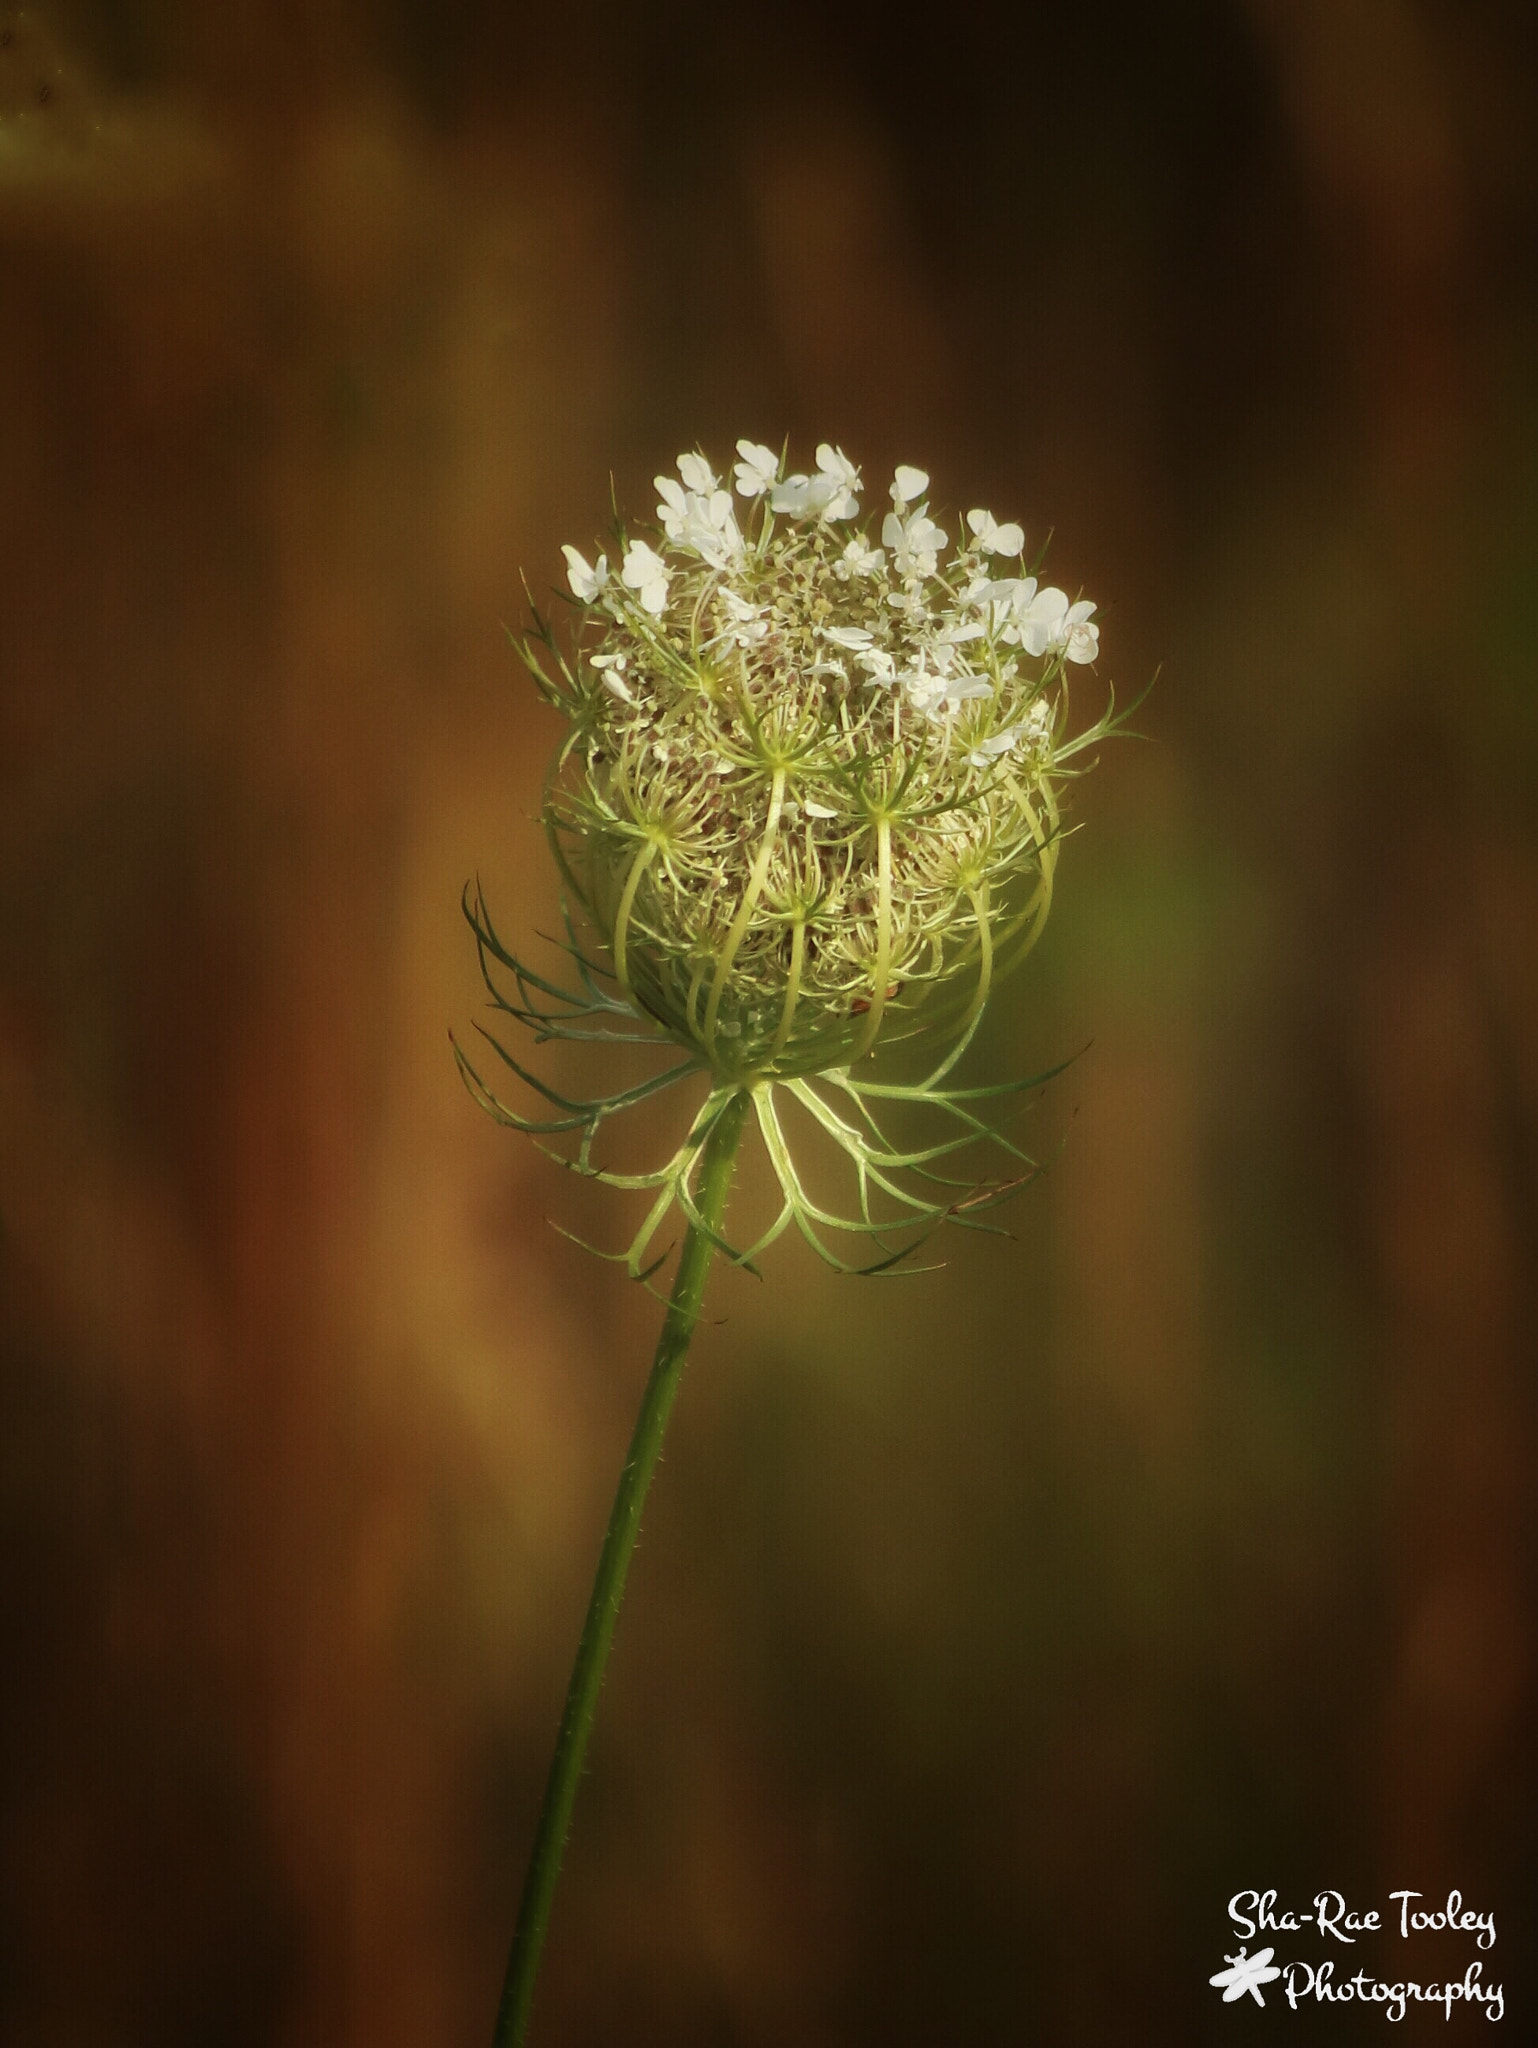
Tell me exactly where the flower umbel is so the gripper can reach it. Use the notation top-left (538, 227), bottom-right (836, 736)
top-left (459, 443), bottom-right (1128, 1277)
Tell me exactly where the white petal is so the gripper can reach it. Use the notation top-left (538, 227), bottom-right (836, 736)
top-left (892, 465), bottom-right (929, 504)
top-left (562, 545), bottom-right (605, 601)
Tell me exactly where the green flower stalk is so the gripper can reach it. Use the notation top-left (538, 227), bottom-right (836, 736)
top-left (459, 441), bottom-right (1126, 2045)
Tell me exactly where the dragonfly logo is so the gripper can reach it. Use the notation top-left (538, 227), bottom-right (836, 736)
top-left (1210, 1945), bottom-right (1283, 2007)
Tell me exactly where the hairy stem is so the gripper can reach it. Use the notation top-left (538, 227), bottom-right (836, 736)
top-left (492, 1088), bottom-right (751, 2048)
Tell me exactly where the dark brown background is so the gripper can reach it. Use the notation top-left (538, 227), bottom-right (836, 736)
top-left (2, 1), bottom-right (1535, 2042)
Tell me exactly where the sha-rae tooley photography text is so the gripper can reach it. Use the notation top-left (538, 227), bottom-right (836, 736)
top-left (1210, 1890), bottom-right (1505, 2022)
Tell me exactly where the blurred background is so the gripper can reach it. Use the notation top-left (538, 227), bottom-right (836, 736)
top-left (1, 1), bottom-right (1535, 2041)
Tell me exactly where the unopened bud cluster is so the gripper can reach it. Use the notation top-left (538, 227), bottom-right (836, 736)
top-left (541, 442), bottom-right (1106, 1083)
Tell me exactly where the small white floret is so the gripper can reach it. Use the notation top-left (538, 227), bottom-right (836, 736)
top-left (837, 536), bottom-right (887, 578)
top-left (1016, 584), bottom-right (1070, 657)
top-left (621, 539), bottom-right (671, 616)
top-left (882, 507), bottom-right (948, 579)
top-left (654, 475), bottom-right (689, 538)
top-left (966, 726), bottom-right (1022, 768)
top-left (813, 444), bottom-right (861, 519)
top-left (770, 471), bottom-right (845, 518)
top-left (717, 587), bottom-right (768, 645)
top-left (891, 465), bottom-right (930, 509)
top-left (562, 545), bottom-right (608, 603)
top-left (966, 509), bottom-right (1025, 557)
top-left (677, 452), bottom-right (717, 494)
top-left (591, 652), bottom-right (634, 704)
top-left (1061, 599), bottom-right (1100, 664)
top-left (733, 440), bottom-right (780, 497)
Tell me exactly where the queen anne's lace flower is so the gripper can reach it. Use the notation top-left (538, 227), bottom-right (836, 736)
top-left (541, 443), bottom-right (1111, 1083)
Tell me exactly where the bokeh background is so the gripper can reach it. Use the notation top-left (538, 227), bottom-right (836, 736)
top-left (2, 1), bottom-right (1535, 2042)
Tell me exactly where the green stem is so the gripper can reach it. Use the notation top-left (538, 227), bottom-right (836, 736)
top-left (492, 1087), bottom-right (751, 2048)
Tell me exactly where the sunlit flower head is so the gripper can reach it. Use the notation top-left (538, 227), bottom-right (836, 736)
top-left (539, 443), bottom-right (1111, 1084)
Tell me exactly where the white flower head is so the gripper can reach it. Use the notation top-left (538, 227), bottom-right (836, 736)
top-left (621, 539), bottom-right (671, 616)
top-left (733, 440), bottom-right (780, 497)
top-left (966, 509), bottom-right (1025, 557)
top-left (539, 444), bottom-right (1112, 1085)
top-left (562, 545), bottom-right (608, 603)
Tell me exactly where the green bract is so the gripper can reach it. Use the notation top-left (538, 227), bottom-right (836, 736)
top-left (459, 443), bottom-right (1128, 1275)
